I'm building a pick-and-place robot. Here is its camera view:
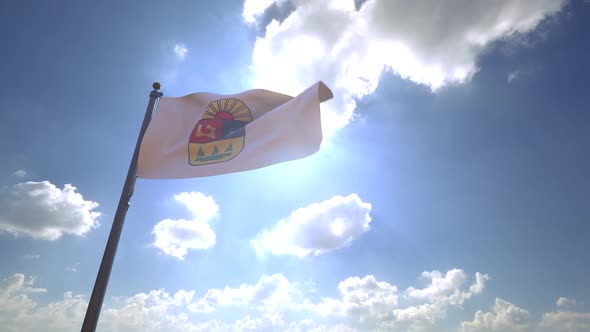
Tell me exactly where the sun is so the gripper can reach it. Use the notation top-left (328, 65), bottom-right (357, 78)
top-left (203, 98), bottom-right (253, 122)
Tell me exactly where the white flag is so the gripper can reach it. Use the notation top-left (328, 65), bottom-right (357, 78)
top-left (138, 81), bottom-right (333, 179)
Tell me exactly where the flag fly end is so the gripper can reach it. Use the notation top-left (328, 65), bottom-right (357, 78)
top-left (318, 81), bottom-right (333, 103)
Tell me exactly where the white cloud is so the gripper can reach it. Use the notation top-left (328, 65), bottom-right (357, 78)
top-left (0, 274), bottom-right (46, 296)
top-left (460, 298), bottom-right (531, 332)
top-left (285, 320), bottom-right (358, 332)
top-left (232, 312), bottom-right (285, 331)
top-left (0, 274), bottom-right (87, 332)
top-left (173, 192), bottom-right (219, 222)
top-left (153, 192), bottom-right (219, 260)
top-left (556, 297), bottom-right (576, 308)
top-left (469, 272), bottom-right (489, 294)
top-left (406, 269), bottom-right (468, 301)
top-left (245, 0), bottom-right (566, 136)
top-left (243, 0), bottom-right (278, 24)
top-left (538, 310), bottom-right (590, 332)
top-left (0, 181), bottom-right (100, 240)
top-left (508, 70), bottom-right (520, 83)
top-left (153, 219), bottom-right (215, 259)
top-left (188, 273), bottom-right (295, 313)
top-left (0, 274), bottom-right (208, 332)
top-left (65, 262), bottom-right (80, 273)
top-left (314, 275), bottom-right (398, 321)
top-left (308, 269), bottom-right (489, 331)
top-left (11, 169), bottom-right (27, 178)
top-left (101, 289), bottom-right (200, 332)
top-left (381, 271), bottom-right (489, 331)
top-left (251, 193), bottom-right (372, 258)
top-left (0, 273), bottom-right (336, 332)
top-left (173, 43), bottom-right (189, 60)
top-left (23, 254), bottom-right (40, 260)
top-left (6, 271), bottom-right (588, 332)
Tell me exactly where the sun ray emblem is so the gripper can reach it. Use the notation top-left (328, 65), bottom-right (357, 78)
top-left (188, 98), bottom-right (252, 166)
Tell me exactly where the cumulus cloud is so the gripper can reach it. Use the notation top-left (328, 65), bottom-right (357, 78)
top-left (406, 269), bottom-right (469, 300)
top-left (173, 43), bottom-right (188, 60)
top-left (460, 298), bottom-right (531, 332)
top-left (23, 254), bottom-right (40, 260)
top-left (0, 273), bottom-right (341, 332)
top-left (314, 275), bottom-right (398, 321)
top-left (508, 70), bottom-right (520, 83)
top-left (285, 320), bottom-right (359, 332)
top-left (6, 271), bottom-right (587, 332)
top-left (381, 271), bottom-right (489, 331)
top-left (0, 274), bottom-right (86, 332)
top-left (153, 192), bottom-right (219, 260)
top-left (11, 169), bottom-right (27, 178)
top-left (244, 0), bottom-right (566, 136)
top-left (309, 269), bottom-right (489, 331)
top-left (538, 310), bottom-right (590, 332)
top-left (188, 273), bottom-right (296, 313)
top-left (243, 0), bottom-right (279, 24)
top-left (556, 296), bottom-right (576, 308)
top-left (250, 193), bottom-right (372, 258)
top-left (65, 262), bottom-right (80, 273)
top-left (462, 296), bottom-right (590, 332)
top-left (101, 289), bottom-right (199, 332)
top-left (0, 181), bottom-right (100, 240)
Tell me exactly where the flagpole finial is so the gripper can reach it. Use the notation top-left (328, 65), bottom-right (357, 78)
top-left (153, 82), bottom-right (161, 90)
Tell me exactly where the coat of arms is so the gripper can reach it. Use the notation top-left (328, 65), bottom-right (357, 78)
top-left (188, 98), bottom-right (252, 165)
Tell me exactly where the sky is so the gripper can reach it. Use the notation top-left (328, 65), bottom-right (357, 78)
top-left (0, 0), bottom-right (589, 331)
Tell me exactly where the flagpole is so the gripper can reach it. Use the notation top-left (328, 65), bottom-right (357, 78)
top-left (81, 83), bottom-right (163, 332)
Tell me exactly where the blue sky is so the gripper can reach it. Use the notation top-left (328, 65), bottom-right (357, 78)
top-left (1, 0), bottom-right (589, 331)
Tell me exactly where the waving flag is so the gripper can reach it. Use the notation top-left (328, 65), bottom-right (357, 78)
top-left (138, 81), bottom-right (333, 179)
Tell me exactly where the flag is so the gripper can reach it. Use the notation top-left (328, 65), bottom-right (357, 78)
top-left (137, 81), bottom-right (333, 179)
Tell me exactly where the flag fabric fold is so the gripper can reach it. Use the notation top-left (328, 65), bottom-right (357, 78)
top-left (137, 81), bottom-right (333, 179)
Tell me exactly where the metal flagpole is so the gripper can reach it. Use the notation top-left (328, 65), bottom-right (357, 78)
top-left (81, 82), bottom-right (163, 332)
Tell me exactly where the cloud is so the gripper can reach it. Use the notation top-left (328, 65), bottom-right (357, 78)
top-left (173, 43), bottom-right (188, 60)
top-left (250, 193), bottom-right (372, 258)
top-left (243, 0), bottom-right (280, 24)
top-left (0, 272), bottom-right (326, 332)
top-left (460, 298), bottom-right (531, 332)
top-left (188, 273), bottom-right (296, 313)
top-left (381, 271), bottom-right (489, 331)
top-left (406, 269), bottom-right (469, 301)
top-left (5, 271), bottom-right (587, 332)
top-left (101, 289), bottom-right (200, 332)
top-left (152, 192), bottom-right (219, 259)
top-left (508, 70), bottom-right (520, 83)
top-left (65, 262), bottom-right (80, 273)
top-left (314, 275), bottom-right (398, 320)
top-left (539, 310), bottom-right (590, 332)
top-left (23, 254), bottom-right (40, 260)
top-left (556, 297), bottom-right (576, 308)
top-left (0, 181), bottom-right (100, 240)
top-left (285, 320), bottom-right (359, 332)
top-left (11, 169), bottom-right (27, 178)
top-left (244, 0), bottom-right (566, 136)
top-left (309, 269), bottom-right (488, 331)
top-left (231, 313), bottom-right (285, 331)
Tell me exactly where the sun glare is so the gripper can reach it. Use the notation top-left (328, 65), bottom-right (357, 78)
top-left (330, 218), bottom-right (345, 236)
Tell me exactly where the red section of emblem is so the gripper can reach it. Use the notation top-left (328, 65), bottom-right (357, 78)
top-left (215, 111), bottom-right (234, 120)
top-left (190, 111), bottom-right (240, 143)
top-left (190, 118), bottom-right (223, 143)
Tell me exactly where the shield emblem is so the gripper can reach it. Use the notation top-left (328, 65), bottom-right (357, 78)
top-left (188, 98), bottom-right (253, 166)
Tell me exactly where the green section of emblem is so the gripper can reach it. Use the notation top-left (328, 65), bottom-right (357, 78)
top-left (195, 152), bottom-right (232, 162)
